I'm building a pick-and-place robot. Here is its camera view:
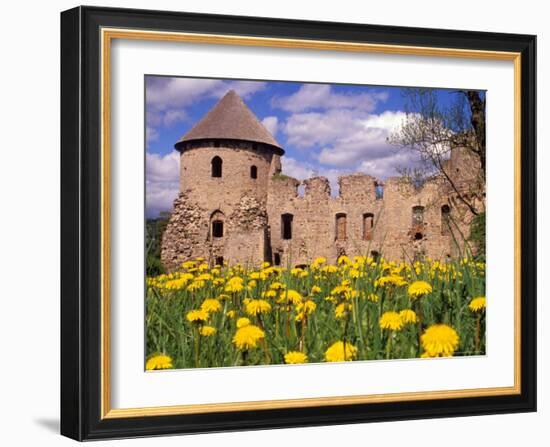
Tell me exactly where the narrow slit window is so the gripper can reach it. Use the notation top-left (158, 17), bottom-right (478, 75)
top-left (336, 213), bottom-right (347, 241)
top-left (441, 204), bottom-right (451, 235)
top-left (363, 213), bottom-right (374, 241)
top-left (281, 214), bottom-right (293, 240)
top-left (250, 165), bottom-right (258, 179)
top-left (212, 220), bottom-right (224, 238)
top-left (211, 156), bottom-right (222, 178)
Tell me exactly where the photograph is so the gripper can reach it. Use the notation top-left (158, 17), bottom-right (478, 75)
top-left (144, 76), bottom-right (487, 370)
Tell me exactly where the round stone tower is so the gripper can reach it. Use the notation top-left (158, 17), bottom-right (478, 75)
top-left (161, 90), bottom-right (284, 270)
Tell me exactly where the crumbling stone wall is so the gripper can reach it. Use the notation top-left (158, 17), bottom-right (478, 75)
top-left (161, 141), bottom-right (483, 271)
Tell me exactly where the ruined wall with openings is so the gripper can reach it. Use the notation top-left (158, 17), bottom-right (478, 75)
top-left (162, 143), bottom-right (483, 271)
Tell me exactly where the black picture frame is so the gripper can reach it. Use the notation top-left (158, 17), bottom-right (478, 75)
top-left (61, 5), bottom-right (536, 441)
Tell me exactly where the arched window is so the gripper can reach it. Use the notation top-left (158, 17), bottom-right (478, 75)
top-left (281, 214), bottom-right (293, 240)
top-left (441, 204), bottom-right (451, 235)
top-left (375, 181), bottom-right (384, 200)
top-left (211, 156), bottom-right (222, 178)
top-left (336, 213), bottom-right (347, 241)
top-left (212, 221), bottom-right (224, 238)
top-left (363, 213), bottom-right (374, 241)
top-left (210, 210), bottom-right (225, 238)
top-left (250, 165), bottom-right (258, 179)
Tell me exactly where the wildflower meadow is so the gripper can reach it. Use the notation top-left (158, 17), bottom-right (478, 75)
top-left (145, 256), bottom-right (486, 370)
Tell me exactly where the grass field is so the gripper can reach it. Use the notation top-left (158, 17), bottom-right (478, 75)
top-left (145, 256), bottom-right (486, 370)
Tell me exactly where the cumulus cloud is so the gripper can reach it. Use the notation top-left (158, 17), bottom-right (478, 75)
top-left (272, 84), bottom-right (388, 113)
top-left (261, 116), bottom-right (279, 136)
top-left (145, 151), bottom-right (180, 217)
top-left (145, 77), bottom-right (266, 146)
top-left (281, 107), bottom-right (422, 179)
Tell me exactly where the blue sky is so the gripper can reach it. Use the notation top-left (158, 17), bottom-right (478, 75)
top-left (145, 76), bottom-right (480, 217)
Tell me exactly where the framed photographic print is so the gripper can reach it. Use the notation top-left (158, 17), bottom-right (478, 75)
top-left (60, 6), bottom-right (536, 441)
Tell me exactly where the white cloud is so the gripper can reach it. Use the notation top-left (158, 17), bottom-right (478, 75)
top-left (145, 77), bottom-right (267, 147)
top-left (146, 126), bottom-right (159, 147)
top-left (261, 116), bottom-right (279, 136)
top-left (281, 108), bottom-right (422, 178)
top-left (146, 151), bottom-right (180, 217)
top-left (273, 84), bottom-right (388, 113)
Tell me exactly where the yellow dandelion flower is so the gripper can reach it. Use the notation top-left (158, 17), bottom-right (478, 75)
top-left (278, 289), bottom-right (302, 305)
top-left (334, 302), bottom-right (351, 319)
top-left (408, 280), bottom-right (433, 299)
top-left (200, 298), bottom-right (222, 313)
top-left (311, 285), bottom-right (322, 294)
top-left (262, 261), bottom-right (271, 269)
top-left (236, 317), bottom-right (251, 328)
top-left (297, 299), bottom-right (316, 315)
top-left (217, 293), bottom-right (230, 301)
top-left (469, 297), bottom-right (486, 312)
top-left (379, 311), bottom-right (404, 331)
top-left (146, 354), bottom-right (173, 371)
top-left (284, 351), bottom-right (308, 364)
top-left (226, 310), bottom-right (236, 318)
top-left (312, 256), bottom-right (327, 268)
top-left (261, 290), bottom-right (277, 298)
top-left (225, 276), bottom-right (244, 292)
top-left (376, 274), bottom-right (408, 288)
top-left (421, 324), bottom-right (460, 357)
top-left (269, 282), bottom-right (285, 290)
top-left (246, 299), bottom-right (272, 315)
top-left (232, 324), bottom-right (265, 350)
top-left (325, 341), bottom-right (357, 362)
top-left (199, 326), bottom-right (216, 337)
top-left (186, 309), bottom-right (209, 323)
top-left (181, 261), bottom-right (196, 269)
top-left (399, 309), bottom-right (418, 324)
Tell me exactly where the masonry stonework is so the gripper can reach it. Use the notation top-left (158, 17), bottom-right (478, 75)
top-left (161, 90), bottom-right (482, 271)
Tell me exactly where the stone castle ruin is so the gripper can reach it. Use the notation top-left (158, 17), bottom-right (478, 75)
top-left (161, 90), bottom-right (483, 270)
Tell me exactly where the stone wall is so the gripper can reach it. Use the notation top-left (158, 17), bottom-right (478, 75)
top-left (161, 143), bottom-right (483, 271)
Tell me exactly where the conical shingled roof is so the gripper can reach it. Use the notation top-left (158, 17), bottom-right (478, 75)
top-left (175, 90), bottom-right (284, 154)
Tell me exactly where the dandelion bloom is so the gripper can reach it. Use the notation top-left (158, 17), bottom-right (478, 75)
top-left (469, 296), bottom-right (486, 312)
top-left (269, 281), bottom-right (285, 290)
top-left (201, 298), bottom-right (222, 313)
top-left (236, 317), bottom-right (251, 328)
top-left (284, 351), bottom-right (308, 364)
top-left (278, 289), bottom-right (302, 305)
top-left (399, 309), bottom-right (418, 324)
top-left (312, 257), bottom-right (327, 268)
top-left (325, 341), bottom-right (358, 362)
top-left (408, 280), bottom-right (433, 299)
top-left (225, 276), bottom-right (244, 292)
top-left (199, 326), bottom-right (216, 337)
top-left (232, 324), bottom-right (265, 350)
top-left (146, 354), bottom-right (173, 371)
top-left (334, 302), bottom-right (351, 319)
top-left (377, 274), bottom-right (408, 288)
top-left (246, 299), bottom-right (272, 315)
top-left (186, 309), bottom-right (209, 323)
top-left (421, 324), bottom-right (460, 357)
top-left (298, 299), bottom-right (316, 314)
top-left (379, 311), bottom-right (404, 331)
top-left (311, 285), bottom-right (322, 294)
top-left (226, 310), bottom-right (236, 318)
